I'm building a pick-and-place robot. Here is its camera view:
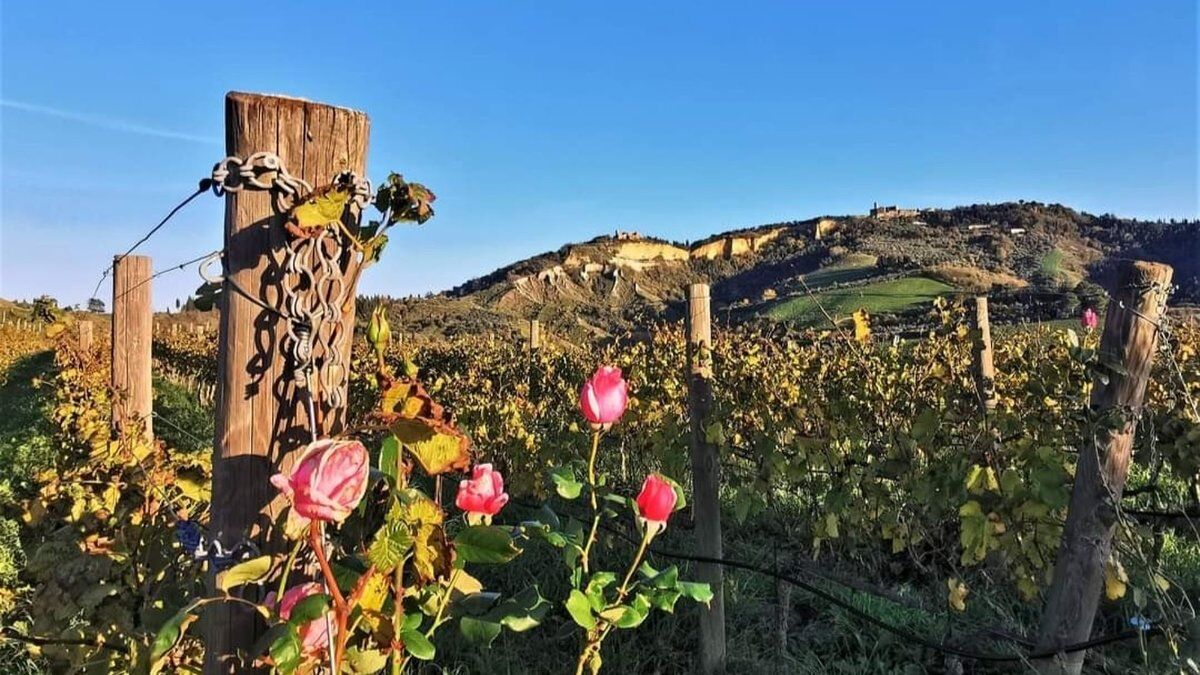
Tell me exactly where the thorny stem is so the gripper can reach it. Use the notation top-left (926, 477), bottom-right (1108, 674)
top-left (309, 522), bottom-right (349, 669)
top-left (574, 528), bottom-right (655, 675)
top-left (391, 557), bottom-right (407, 675)
top-left (580, 429), bottom-right (603, 574)
top-left (275, 537), bottom-right (305, 605)
top-left (426, 568), bottom-right (462, 637)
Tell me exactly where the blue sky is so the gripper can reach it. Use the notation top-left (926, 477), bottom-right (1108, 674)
top-left (1, 1), bottom-right (1196, 308)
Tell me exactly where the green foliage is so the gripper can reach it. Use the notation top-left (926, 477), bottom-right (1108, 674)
top-left (765, 275), bottom-right (954, 324)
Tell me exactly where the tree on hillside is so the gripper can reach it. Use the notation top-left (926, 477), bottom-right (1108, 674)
top-left (87, 297), bottom-right (106, 313)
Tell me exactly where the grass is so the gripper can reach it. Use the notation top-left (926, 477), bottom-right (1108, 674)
top-left (153, 377), bottom-right (213, 452)
top-left (799, 254), bottom-right (879, 290)
top-left (767, 276), bottom-right (955, 325)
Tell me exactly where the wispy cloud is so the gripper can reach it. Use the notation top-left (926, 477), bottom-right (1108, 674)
top-left (1, 99), bottom-right (220, 145)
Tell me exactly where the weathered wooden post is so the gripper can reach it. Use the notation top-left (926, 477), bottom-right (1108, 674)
top-left (686, 283), bottom-right (726, 674)
top-left (1034, 261), bottom-right (1173, 674)
top-left (972, 296), bottom-right (996, 413)
top-left (529, 318), bottom-right (542, 352)
top-left (111, 254), bottom-right (153, 442)
top-left (78, 320), bottom-right (93, 354)
top-left (205, 92), bottom-right (369, 673)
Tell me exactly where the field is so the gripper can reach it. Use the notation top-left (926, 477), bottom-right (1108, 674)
top-left (765, 275), bottom-right (955, 324)
top-left (1, 294), bottom-right (1198, 674)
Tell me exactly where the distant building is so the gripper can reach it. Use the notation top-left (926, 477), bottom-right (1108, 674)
top-left (870, 202), bottom-right (920, 220)
top-left (614, 230), bottom-right (643, 241)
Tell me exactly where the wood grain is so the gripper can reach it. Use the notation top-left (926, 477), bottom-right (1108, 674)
top-left (1034, 260), bottom-right (1173, 674)
top-left (686, 282), bottom-right (727, 674)
top-left (205, 92), bottom-right (369, 674)
top-left (110, 254), bottom-right (152, 442)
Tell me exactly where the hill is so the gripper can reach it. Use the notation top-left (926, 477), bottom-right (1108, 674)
top-left (373, 202), bottom-right (1199, 340)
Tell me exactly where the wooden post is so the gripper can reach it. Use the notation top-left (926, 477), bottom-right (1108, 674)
top-left (529, 318), bottom-right (541, 352)
top-left (78, 320), bottom-right (93, 354)
top-left (686, 283), bottom-right (726, 674)
top-left (1034, 261), bottom-right (1173, 674)
top-left (111, 254), bottom-right (153, 442)
top-left (205, 92), bottom-right (369, 673)
top-left (972, 296), bottom-right (996, 413)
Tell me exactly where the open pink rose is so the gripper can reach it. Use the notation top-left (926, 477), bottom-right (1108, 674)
top-left (267, 582), bottom-right (331, 656)
top-left (636, 474), bottom-right (678, 536)
top-left (580, 366), bottom-right (629, 427)
top-left (270, 439), bottom-right (369, 525)
top-left (1081, 307), bottom-right (1099, 331)
top-left (456, 464), bottom-right (509, 524)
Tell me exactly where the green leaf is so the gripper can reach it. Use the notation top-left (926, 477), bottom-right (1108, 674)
top-left (565, 589), bottom-right (596, 629)
top-left (269, 624), bottom-right (303, 675)
top-left (379, 435), bottom-right (401, 483)
top-left (454, 526), bottom-right (520, 564)
top-left (400, 628), bottom-right (435, 660)
top-left (345, 647), bottom-right (389, 674)
top-left (368, 518), bottom-right (414, 573)
top-left (495, 586), bottom-right (549, 632)
top-left (460, 616), bottom-right (502, 646)
top-left (149, 600), bottom-right (202, 674)
top-left (585, 572), bottom-right (616, 611)
top-left (639, 563), bottom-right (678, 589)
top-left (287, 594), bottom-right (330, 625)
top-left (647, 587), bottom-right (683, 613)
top-left (549, 466), bottom-right (583, 499)
top-left (216, 555), bottom-right (273, 592)
top-left (678, 581), bottom-right (714, 606)
top-left (614, 594), bottom-right (651, 628)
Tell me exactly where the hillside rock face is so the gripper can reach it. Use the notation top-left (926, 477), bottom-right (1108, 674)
top-left (690, 228), bottom-right (785, 260)
top-left (412, 202), bottom-right (1199, 341)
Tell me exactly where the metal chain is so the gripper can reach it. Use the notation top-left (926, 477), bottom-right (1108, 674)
top-left (210, 152), bottom-right (312, 214)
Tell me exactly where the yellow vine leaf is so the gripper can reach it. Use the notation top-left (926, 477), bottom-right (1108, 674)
top-left (1104, 558), bottom-right (1128, 600)
top-left (852, 309), bottom-right (871, 344)
top-left (947, 577), bottom-right (969, 611)
top-left (289, 187), bottom-right (351, 233)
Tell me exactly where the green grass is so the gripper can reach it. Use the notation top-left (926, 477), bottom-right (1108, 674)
top-left (799, 254), bottom-right (879, 290)
top-left (767, 276), bottom-right (955, 325)
top-left (153, 377), bottom-right (214, 452)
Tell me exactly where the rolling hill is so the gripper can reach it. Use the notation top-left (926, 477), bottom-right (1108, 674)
top-left (371, 201), bottom-right (1199, 341)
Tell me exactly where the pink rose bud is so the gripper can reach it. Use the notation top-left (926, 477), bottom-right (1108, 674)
top-left (269, 582), bottom-right (331, 655)
top-left (456, 464), bottom-right (509, 524)
top-left (1081, 308), bottom-right (1099, 330)
top-left (579, 366), bottom-right (629, 427)
top-left (270, 439), bottom-right (370, 525)
top-left (636, 474), bottom-right (678, 536)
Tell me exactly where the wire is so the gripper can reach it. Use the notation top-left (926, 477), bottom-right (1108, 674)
top-left (111, 249), bottom-right (223, 304)
top-left (515, 495), bottom-right (1180, 664)
top-left (151, 411), bottom-right (208, 447)
top-left (89, 180), bottom-right (213, 301)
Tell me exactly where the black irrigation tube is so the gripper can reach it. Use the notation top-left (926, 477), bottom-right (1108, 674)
top-left (520, 497), bottom-right (1179, 664)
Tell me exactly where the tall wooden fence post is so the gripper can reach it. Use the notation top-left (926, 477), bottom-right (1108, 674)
top-left (529, 318), bottom-right (541, 352)
top-left (1034, 260), bottom-right (1173, 674)
top-left (205, 92), bottom-right (369, 673)
top-left (972, 296), bottom-right (996, 413)
top-left (78, 320), bottom-right (93, 354)
top-left (686, 283), bottom-right (727, 674)
top-left (111, 254), bottom-right (153, 442)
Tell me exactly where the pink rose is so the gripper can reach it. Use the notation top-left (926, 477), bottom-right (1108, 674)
top-left (1081, 307), bottom-right (1099, 330)
top-left (267, 582), bottom-right (331, 656)
top-left (270, 439), bottom-right (369, 525)
top-left (579, 366), bottom-right (629, 427)
top-left (456, 464), bottom-right (509, 524)
top-left (636, 474), bottom-right (678, 536)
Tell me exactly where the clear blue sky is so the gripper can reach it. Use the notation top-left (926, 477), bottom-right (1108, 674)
top-left (1, 1), bottom-right (1196, 308)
